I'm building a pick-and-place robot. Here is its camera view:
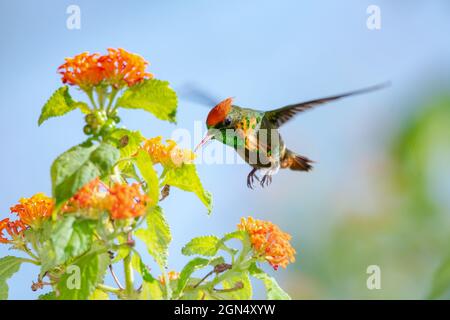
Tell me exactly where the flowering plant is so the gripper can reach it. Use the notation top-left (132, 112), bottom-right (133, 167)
top-left (0, 49), bottom-right (295, 300)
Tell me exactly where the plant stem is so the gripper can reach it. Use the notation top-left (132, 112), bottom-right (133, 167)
top-left (19, 257), bottom-right (40, 265)
top-left (96, 87), bottom-right (106, 109)
top-left (97, 283), bottom-right (122, 294)
top-left (123, 252), bottom-right (134, 297)
top-left (109, 264), bottom-right (124, 290)
top-left (194, 257), bottom-right (254, 294)
top-left (106, 88), bottom-right (119, 114)
top-left (161, 267), bottom-right (173, 300)
top-left (86, 89), bottom-right (98, 109)
top-left (22, 246), bottom-right (40, 261)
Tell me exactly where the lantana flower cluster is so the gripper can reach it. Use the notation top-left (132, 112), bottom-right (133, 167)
top-left (62, 177), bottom-right (149, 220)
top-left (238, 216), bottom-right (296, 270)
top-left (1, 179), bottom-right (149, 243)
top-left (142, 136), bottom-right (196, 168)
top-left (58, 48), bottom-right (152, 90)
top-left (0, 193), bottom-right (53, 243)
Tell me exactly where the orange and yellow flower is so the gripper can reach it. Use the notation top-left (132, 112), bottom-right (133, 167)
top-left (106, 183), bottom-right (150, 220)
top-left (58, 52), bottom-right (104, 89)
top-left (159, 271), bottom-right (180, 285)
top-left (237, 217), bottom-right (296, 270)
top-left (58, 48), bottom-right (152, 90)
top-left (1, 193), bottom-right (53, 244)
top-left (99, 48), bottom-right (152, 88)
top-left (0, 218), bottom-right (27, 244)
top-left (10, 193), bottom-right (54, 229)
top-left (0, 218), bottom-right (10, 243)
top-left (142, 136), bottom-right (196, 168)
top-left (62, 178), bottom-right (108, 216)
top-left (62, 178), bottom-right (149, 220)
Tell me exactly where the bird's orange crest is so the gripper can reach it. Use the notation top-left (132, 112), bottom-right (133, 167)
top-left (206, 97), bottom-right (233, 127)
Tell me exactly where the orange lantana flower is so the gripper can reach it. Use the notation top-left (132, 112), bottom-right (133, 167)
top-left (58, 52), bottom-right (104, 89)
top-left (62, 178), bottom-right (149, 220)
top-left (10, 193), bottom-right (54, 229)
top-left (99, 48), bottom-right (152, 88)
top-left (58, 48), bottom-right (152, 90)
top-left (238, 217), bottom-right (296, 270)
top-left (159, 271), bottom-right (180, 285)
top-left (0, 218), bottom-right (27, 244)
top-left (0, 218), bottom-right (10, 243)
top-left (62, 178), bottom-right (108, 217)
top-left (142, 136), bottom-right (196, 168)
top-left (106, 183), bottom-right (149, 220)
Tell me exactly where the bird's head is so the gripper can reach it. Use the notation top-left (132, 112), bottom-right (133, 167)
top-left (195, 97), bottom-right (235, 151)
top-left (206, 97), bottom-right (234, 129)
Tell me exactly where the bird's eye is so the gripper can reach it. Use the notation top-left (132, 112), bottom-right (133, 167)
top-left (223, 117), bottom-right (231, 126)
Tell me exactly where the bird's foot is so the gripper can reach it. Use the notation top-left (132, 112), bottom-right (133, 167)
top-left (247, 168), bottom-right (260, 189)
top-left (260, 173), bottom-right (273, 188)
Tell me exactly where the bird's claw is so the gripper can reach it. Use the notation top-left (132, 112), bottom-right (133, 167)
top-left (247, 169), bottom-right (260, 189)
top-left (260, 174), bottom-right (272, 188)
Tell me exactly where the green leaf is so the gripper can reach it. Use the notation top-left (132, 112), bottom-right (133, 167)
top-left (38, 86), bottom-right (83, 125)
top-left (132, 254), bottom-right (164, 300)
top-left (162, 164), bottom-right (212, 214)
top-left (220, 230), bottom-right (249, 243)
top-left (131, 254), bottom-right (156, 283)
top-left (117, 79), bottom-right (178, 123)
top-left (51, 142), bottom-right (120, 206)
top-left (38, 291), bottom-right (57, 300)
top-left (89, 288), bottom-right (110, 300)
top-left (182, 236), bottom-right (220, 257)
top-left (135, 206), bottom-right (171, 268)
top-left (135, 149), bottom-right (160, 207)
top-left (249, 263), bottom-right (291, 300)
top-left (217, 230), bottom-right (250, 256)
top-left (0, 256), bottom-right (23, 300)
top-left (73, 101), bottom-right (90, 114)
top-left (108, 128), bottom-right (144, 162)
top-left (180, 289), bottom-right (205, 300)
top-left (140, 281), bottom-right (164, 300)
top-left (112, 234), bottom-right (131, 264)
top-left (57, 247), bottom-right (110, 300)
top-left (175, 257), bottom-right (210, 297)
top-left (208, 256), bottom-right (226, 267)
top-left (218, 272), bottom-right (252, 300)
top-left (40, 216), bottom-right (96, 272)
top-left (428, 255), bottom-right (450, 299)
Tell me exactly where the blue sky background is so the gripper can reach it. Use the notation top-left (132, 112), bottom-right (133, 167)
top-left (1, 0), bottom-right (450, 299)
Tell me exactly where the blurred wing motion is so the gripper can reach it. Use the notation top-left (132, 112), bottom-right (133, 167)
top-left (266, 82), bottom-right (390, 128)
top-left (178, 83), bottom-right (221, 107)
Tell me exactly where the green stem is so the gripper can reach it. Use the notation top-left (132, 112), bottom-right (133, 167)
top-left (19, 257), bottom-right (40, 265)
top-left (22, 246), bottom-right (40, 261)
top-left (106, 88), bottom-right (119, 114)
top-left (113, 157), bottom-right (135, 169)
top-left (97, 283), bottom-right (122, 294)
top-left (194, 257), bottom-right (255, 294)
top-left (96, 87), bottom-right (106, 109)
top-left (123, 252), bottom-right (134, 297)
top-left (86, 89), bottom-right (98, 109)
top-left (161, 267), bottom-right (172, 300)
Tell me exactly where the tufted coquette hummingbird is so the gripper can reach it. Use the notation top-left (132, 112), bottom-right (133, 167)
top-left (195, 83), bottom-right (389, 189)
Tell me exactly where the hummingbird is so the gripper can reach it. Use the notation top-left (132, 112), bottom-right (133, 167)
top-left (194, 83), bottom-right (389, 188)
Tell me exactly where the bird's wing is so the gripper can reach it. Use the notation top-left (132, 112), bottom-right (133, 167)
top-left (265, 82), bottom-right (389, 128)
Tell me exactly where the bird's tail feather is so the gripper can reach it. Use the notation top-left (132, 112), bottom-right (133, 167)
top-left (281, 149), bottom-right (313, 171)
